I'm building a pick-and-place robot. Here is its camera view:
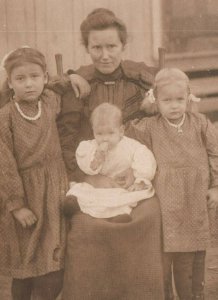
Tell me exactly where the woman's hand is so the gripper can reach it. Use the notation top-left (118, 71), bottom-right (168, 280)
top-left (207, 187), bottom-right (218, 209)
top-left (69, 74), bottom-right (91, 99)
top-left (12, 207), bottom-right (37, 228)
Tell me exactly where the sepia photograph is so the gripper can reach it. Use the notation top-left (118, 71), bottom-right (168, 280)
top-left (0, 0), bottom-right (218, 299)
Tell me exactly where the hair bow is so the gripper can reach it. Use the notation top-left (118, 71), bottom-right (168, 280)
top-left (145, 89), bottom-right (156, 103)
top-left (145, 88), bottom-right (201, 103)
top-left (188, 93), bottom-right (201, 102)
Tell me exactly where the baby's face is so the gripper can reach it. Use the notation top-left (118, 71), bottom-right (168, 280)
top-left (93, 118), bottom-right (124, 150)
top-left (157, 81), bottom-right (188, 123)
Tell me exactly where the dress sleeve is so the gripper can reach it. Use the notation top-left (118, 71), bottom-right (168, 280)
top-left (76, 141), bottom-right (102, 175)
top-left (46, 74), bottom-right (72, 95)
top-left (56, 90), bottom-right (84, 181)
top-left (0, 109), bottom-right (25, 212)
top-left (131, 142), bottom-right (156, 186)
top-left (42, 89), bottom-right (62, 116)
top-left (121, 60), bottom-right (155, 90)
top-left (46, 65), bottom-right (93, 95)
top-left (201, 115), bottom-right (218, 187)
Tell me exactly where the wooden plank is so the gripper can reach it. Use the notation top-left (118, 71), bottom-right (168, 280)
top-left (71, 0), bottom-right (87, 69)
top-left (166, 52), bottom-right (218, 72)
top-left (198, 97), bottom-right (218, 114)
top-left (45, 0), bottom-right (75, 74)
top-left (34, 0), bottom-right (48, 66)
top-left (0, 0), bottom-right (167, 74)
top-left (0, 0), bottom-right (8, 89)
top-left (190, 77), bottom-right (218, 97)
top-left (0, 0), bottom-right (8, 61)
top-left (5, 0), bottom-right (27, 49)
top-left (125, 0), bottom-right (152, 63)
top-left (23, 0), bottom-right (37, 47)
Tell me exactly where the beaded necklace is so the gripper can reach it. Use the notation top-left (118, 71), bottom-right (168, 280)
top-left (164, 113), bottom-right (185, 133)
top-left (14, 100), bottom-right (42, 121)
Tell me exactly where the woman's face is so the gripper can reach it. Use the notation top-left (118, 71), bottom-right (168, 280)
top-left (87, 28), bottom-right (125, 74)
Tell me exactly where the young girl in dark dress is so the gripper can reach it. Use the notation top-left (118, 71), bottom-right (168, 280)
top-left (0, 47), bottom-right (69, 300)
top-left (128, 68), bottom-right (218, 300)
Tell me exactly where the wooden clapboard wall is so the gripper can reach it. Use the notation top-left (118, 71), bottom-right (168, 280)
top-left (0, 0), bottom-right (154, 75)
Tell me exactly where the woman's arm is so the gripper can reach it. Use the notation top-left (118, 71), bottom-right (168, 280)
top-left (56, 91), bottom-right (85, 181)
top-left (47, 73), bottom-right (90, 99)
top-left (68, 74), bottom-right (91, 99)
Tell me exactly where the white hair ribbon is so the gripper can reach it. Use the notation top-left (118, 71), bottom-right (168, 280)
top-left (145, 89), bottom-right (201, 103)
top-left (145, 89), bottom-right (156, 103)
top-left (188, 93), bottom-right (201, 102)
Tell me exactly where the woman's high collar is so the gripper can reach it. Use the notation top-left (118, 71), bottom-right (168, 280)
top-left (94, 65), bottom-right (123, 82)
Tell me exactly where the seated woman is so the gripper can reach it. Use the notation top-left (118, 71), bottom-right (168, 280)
top-left (64, 103), bottom-right (156, 223)
top-left (54, 8), bottom-right (156, 182)
top-left (58, 8), bottom-right (164, 300)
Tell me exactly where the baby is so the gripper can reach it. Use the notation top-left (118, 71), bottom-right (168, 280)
top-left (63, 103), bottom-right (156, 222)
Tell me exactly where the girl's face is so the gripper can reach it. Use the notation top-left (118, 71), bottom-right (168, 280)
top-left (8, 62), bottom-right (48, 102)
top-left (87, 28), bottom-right (125, 74)
top-left (156, 82), bottom-right (188, 123)
top-left (93, 118), bottom-right (124, 150)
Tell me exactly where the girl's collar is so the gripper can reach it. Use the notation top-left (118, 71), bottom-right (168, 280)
top-left (12, 97), bottom-right (42, 121)
top-left (164, 114), bottom-right (186, 133)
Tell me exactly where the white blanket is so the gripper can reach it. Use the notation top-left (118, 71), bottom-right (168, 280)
top-left (67, 182), bottom-right (154, 218)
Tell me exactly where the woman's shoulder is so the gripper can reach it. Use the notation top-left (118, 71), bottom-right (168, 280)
top-left (75, 64), bottom-right (96, 81)
top-left (121, 60), bottom-right (155, 88)
top-left (74, 60), bottom-right (156, 87)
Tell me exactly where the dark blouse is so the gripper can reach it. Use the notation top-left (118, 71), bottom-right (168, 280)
top-left (54, 60), bottom-right (156, 181)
